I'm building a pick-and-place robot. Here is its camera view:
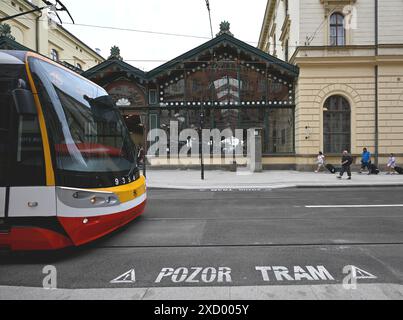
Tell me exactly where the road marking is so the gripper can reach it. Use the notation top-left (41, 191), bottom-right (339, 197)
top-left (110, 269), bottom-right (136, 284)
top-left (155, 267), bottom-right (232, 284)
top-left (305, 204), bottom-right (403, 208)
top-left (351, 266), bottom-right (377, 280)
top-left (255, 266), bottom-right (335, 282)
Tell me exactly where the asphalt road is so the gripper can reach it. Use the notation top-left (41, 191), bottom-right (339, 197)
top-left (1, 187), bottom-right (403, 296)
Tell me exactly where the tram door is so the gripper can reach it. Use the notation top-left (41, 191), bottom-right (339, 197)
top-left (0, 94), bottom-right (8, 220)
top-left (0, 73), bottom-right (51, 221)
top-left (0, 76), bottom-right (13, 221)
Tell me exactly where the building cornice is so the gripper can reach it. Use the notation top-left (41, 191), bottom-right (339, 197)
top-left (320, 0), bottom-right (357, 13)
top-left (294, 55), bottom-right (403, 67)
top-left (279, 14), bottom-right (291, 43)
top-left (258, 0), bottom-right (276, 50)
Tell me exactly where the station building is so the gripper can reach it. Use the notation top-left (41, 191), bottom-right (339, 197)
top-left (83, 24), bottom-right (300, 169)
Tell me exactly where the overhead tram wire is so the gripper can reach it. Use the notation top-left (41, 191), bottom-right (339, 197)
top-left (9, 16), bottom-right (265, 45)
top-left (8, 15), bottom-right (316, 49)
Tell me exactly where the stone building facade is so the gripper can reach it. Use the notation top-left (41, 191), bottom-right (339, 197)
top-left (0, 0), bottom-right (104, 71)
top-left (259, 0), bottom-right (403, 169)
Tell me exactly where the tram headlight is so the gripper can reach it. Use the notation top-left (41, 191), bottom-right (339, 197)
top-left (57, 187), bottom-right (121, 208)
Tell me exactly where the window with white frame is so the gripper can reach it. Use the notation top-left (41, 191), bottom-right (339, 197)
top-left (329, 13), bottom-right (346, 46)
top-left (50, 49), bottom-right (59, 61)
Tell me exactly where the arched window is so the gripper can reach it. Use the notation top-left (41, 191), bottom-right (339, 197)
top-left (330, 13), bottom-right (345, 46)
top-left (76, 63), bottom-right (82, 70)
top-left (323, 95), bottom-right (351, 154)
top-left (50, 49), bottom-right (59, 61)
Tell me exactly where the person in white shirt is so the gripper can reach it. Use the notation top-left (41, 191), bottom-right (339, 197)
top-left (387, 153), bottom-right (396, 174)
top-left (315, 151), bottom-right (325, 173)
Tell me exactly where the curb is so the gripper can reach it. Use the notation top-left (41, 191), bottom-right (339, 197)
top-left (147, 183), bottom-right (403, 191)
top-left (1, 283), bottom-right (403, 300)
top-left (295, 184), bottom-right (403, 189)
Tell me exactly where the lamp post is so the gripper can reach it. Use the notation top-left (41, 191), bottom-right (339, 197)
top-left (200, 105), bottom-right (205, 180)
top-left (374, 0), bottom-right (379, 166)
top-left (139, 112), bottom-right (148, 178)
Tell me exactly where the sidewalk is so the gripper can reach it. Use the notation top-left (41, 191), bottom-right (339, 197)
top-left (146, 169), bottom-right (403, 190)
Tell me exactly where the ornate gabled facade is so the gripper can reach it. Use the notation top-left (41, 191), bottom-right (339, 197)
top-left (83, 30), bottom-right (300, 168)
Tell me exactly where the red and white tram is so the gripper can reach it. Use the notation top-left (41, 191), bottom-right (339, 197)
top-left (0, 50), bottom-right (146, 251)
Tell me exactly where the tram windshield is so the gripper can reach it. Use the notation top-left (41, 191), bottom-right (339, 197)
top-left (28, 57), bottom-right (137, 188)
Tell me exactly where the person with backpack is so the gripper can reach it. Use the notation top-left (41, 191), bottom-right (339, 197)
top-left (337, 150), bottom-right (353, 180)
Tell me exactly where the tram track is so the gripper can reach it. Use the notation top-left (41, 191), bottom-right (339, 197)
top-left (94, 242), bottom-right (403, 249)
top-left (140, 214), bottom-right (403, 221)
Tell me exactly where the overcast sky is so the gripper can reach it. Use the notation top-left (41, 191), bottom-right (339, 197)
top-left (59, 0), bottom-right (267, 71)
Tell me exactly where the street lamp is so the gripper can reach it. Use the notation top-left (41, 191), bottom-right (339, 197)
top-left (200, 105), bottom-right (205, 180)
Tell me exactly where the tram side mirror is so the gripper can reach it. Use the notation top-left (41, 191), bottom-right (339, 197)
top-left (12, 89), bottom-right (37, 115)
top-left (84, 95), bottom-right (116, 109)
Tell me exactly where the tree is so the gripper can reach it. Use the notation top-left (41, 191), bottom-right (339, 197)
top-left (0, 23), bottom-right (15, 40)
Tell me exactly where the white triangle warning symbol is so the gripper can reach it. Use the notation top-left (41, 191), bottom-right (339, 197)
top-left (351, 266), bottom-right (377, 280)
top-left (110, 269), bottom-right (136, 284)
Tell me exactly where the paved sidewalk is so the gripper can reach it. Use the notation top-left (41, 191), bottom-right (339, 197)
top-left (146, 169), bottom-right (403, 190)
top-left (1, 283), bottom-right (403, 300)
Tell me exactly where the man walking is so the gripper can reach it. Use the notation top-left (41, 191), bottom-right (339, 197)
top-left (360, 148), bottom-right (371, 173)
top-left (337, 150), bottom-right (353, 180)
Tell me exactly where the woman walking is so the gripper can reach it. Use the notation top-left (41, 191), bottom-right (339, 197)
top-left (315, 152), bottom-right (326, 173)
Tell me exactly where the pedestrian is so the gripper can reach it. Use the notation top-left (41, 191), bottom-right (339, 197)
top-left (386, 153), bottom-right (396, 174)
top-left (315, 151), bottom-right (325, 173)
top-left (137, 144), bottom-right (145, 165)
top-left (337, 150), bottom-right (353, 180)
top-left (359, 148), bottom-right (372, 173)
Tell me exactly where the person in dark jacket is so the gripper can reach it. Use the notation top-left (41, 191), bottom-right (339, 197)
top-left (337, 150), bottom-right (353, 180)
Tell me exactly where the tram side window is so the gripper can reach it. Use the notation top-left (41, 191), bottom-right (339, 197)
top-left (1, 65), bottom-right (45, 186)
top-left (0, 81), bottom-right (45, 186)
top-left (12, 114), bottom-right (46, 186)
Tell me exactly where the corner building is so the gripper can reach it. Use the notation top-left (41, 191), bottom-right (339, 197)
top-left (259, 0), bottom-right (403, 169)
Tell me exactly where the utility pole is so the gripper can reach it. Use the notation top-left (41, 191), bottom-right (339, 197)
top-left (200, 106), bottom-right (205, 180)
top-left (205, 0), bottom-right (214, 39)
top-left (374, 0), bottom-right (379, 166)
